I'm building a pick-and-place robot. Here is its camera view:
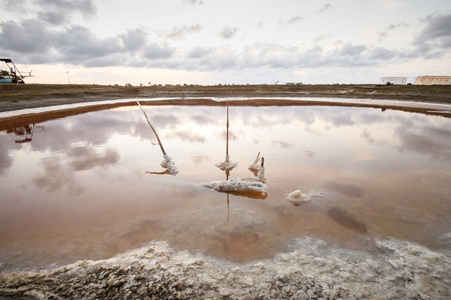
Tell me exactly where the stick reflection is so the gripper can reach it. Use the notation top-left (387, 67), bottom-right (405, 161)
top-left (203, 100), bottom-right (269, 221)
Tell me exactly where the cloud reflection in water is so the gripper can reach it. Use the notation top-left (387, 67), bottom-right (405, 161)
top-left (0, 104), bottom-right (450, 271)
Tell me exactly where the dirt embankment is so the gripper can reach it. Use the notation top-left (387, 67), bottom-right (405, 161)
top-left (1, 83), bottom-right (451, 112)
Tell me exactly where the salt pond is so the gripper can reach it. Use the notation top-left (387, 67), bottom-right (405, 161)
top-left (1, 100), bottom-right (450, 298)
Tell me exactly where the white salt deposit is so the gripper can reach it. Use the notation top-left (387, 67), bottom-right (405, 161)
top-left (286, 189), bottom-right (324, 205)
top-left (203, 178), bottom-right (268, 194)
top-left (1, 237), bottom-right (449, 299)
top-left (257, 165), bottom-right (266, 182)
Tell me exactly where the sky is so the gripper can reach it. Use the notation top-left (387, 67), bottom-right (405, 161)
top-left (0, 0), bottom-right (450, 85)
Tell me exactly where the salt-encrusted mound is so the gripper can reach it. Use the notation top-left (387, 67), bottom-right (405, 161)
top-left (203, 178), bottom-right (268, 194)
top-left (1, 238), bottom-right (450, 299)
top-left (286, 189), bottom-right (323, 206)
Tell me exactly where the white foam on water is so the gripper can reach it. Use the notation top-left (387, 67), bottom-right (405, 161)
top-left (1, 237), bottom-right (449, 299)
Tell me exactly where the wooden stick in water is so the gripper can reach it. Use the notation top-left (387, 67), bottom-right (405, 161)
top-left (136, 100), bottom-right (166, 155)
top-left (226, 99), bottom-right (229, 157)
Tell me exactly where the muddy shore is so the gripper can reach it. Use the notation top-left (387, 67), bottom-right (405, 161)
top-left (1, 83), bottom-right (451, 112)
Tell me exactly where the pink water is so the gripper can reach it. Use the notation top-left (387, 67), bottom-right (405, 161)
top-left (1, 104), bottom-right (450, 271)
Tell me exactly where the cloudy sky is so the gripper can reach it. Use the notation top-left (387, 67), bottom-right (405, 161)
top-left (0, 0), bottom-right (450, 85)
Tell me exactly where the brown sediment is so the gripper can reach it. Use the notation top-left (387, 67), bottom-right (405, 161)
top-left (1, 97), bottom-right (450, 132)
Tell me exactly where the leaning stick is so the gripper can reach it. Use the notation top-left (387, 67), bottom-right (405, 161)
top-left (136, 100), bottom-right (166, 155)
top-left (226, 98), bottom-right (229, 157)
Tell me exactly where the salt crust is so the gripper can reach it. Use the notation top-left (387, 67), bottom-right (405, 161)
top-left (202, 178), bottom-right (268, 194)
top-left (1, 237), bottom-right (450, 299)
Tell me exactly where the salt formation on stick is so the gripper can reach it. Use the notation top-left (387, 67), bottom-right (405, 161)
top-left (161, 154), bottom-right (178, 176)
top-left (248, 152), bottom-right (261, 171)
top-left (256, 157), bottom-right (266, 182)
top-left (215, 155), bottom-right (237, 171)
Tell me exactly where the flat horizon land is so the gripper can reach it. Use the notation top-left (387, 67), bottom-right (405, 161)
top-left (1, 83), bottom-right (451, 112)
top-left (1, 83), bottom-right (451, 130)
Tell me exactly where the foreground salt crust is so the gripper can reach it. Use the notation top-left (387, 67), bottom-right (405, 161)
top-left (1, 237), bottom-right (449, 299)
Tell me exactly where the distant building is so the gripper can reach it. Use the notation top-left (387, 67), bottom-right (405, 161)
top-left (380, 77), bottom-right (408, 85)
top-left (415, 76), bottom-right (451, 85)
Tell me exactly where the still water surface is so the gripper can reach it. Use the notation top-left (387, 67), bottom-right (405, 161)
top-left (1, 104), bottom-right (450, 271)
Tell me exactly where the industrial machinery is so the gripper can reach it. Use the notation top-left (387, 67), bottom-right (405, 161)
top-left (0, 58), bottom-right (33, 83)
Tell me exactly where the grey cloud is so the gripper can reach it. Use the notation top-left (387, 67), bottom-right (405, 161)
top-left (38, 10), bottom-right (67, 26)
top-left (219, 27), bottom-right (239, 39)
top-left (395, 122), bottom-right (451, 161)
top-left (120, 27), bottom-right (148, 52)
top-left (59, 25), bottom-right (121, 60)
top-left (0, 19), bottom-right (55, 53)
top-left (368, 47), bottom-right (401, 60)
top-left (183, 0), bottom-right (203, 5)
top-left (418, 13), bottom-right (451, 40)
top-left (330, 114), bottom-right (354, 127)
top-left (35, 0), bottom-right (97, 25)
top-left (335, 43), bottom-right (367, 57)
top-left (0, 132), bottom-right (22, 175)
top-left (280, 15), bottom-right (303, 25)
top-left (322, 43), bottom-right (369, 67)
top-left (1, 0), bottom-right (28, 12)
top-left (34, 156), bottom-right (86, 195)
top-left (169, 130), bottom-right (206, 143)
top-left (0, 18), bottom-right (173, 66)
top-left (67, 146), bottom-right (120, 171)
top-left (413, 13), bottom-right (451, 57)
top-left (318, 3), bottom-right (332, 13)
top-left (166, 23), bottom-right (202, 39)
top-left (188, 46), bottom-right (213, 59)
top-left (378, 22), bottom-right (409, 40)
top-left (143, 43), bottom-right (175, 60)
